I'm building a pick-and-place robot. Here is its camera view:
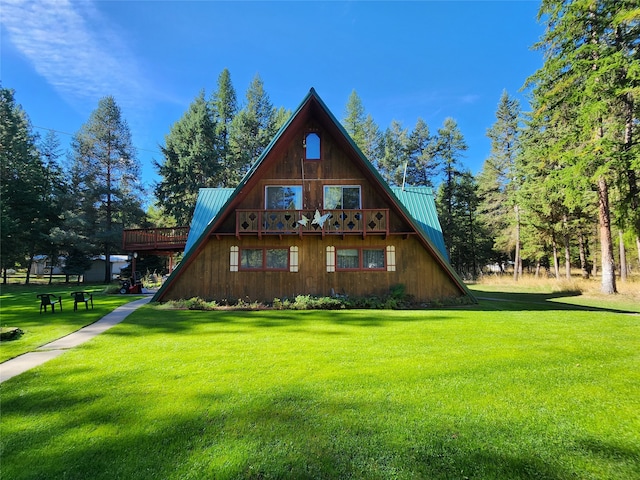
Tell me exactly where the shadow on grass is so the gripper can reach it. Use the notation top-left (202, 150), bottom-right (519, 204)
top-left (104, 308), bottom-right (457, 338)
top-left (4, 374), bottom-right (634, 480)
top-left (474, 290), bottom-right (640, 315)
top-left (109, 292), bottom-right (639, 338)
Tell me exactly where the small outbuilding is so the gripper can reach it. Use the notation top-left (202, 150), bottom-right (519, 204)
top-left (83, 255), bottom-right (130, 283)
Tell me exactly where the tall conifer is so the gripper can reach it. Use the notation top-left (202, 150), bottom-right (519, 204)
top-left (71, 96), bottom-right (143, 282)
top-left (155, 91), bottom-right (220, 224)
top-left (525, 0), bottom-right (639, 293)
top-left (477, 91), bottom-right (522, 277)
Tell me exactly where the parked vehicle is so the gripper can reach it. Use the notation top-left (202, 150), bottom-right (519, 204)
top-left (119, 275), bottom-right (142, 294)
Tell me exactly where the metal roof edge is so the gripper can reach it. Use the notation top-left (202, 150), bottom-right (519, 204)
top-left (153, 187), bottom-right (241, 301)
top-left (388, 187), bottom-right (475, 301)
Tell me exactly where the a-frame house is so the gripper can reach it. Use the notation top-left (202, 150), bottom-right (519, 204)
top-left (153, 89), bottom-right (473, 304)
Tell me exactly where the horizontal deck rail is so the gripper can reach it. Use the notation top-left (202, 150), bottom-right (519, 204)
top-left (236, 209), bottom-right (389, 238)
top-left (122, 227), bottom-right (189, 251)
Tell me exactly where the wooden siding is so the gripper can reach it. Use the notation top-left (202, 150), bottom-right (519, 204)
top-left (164, 235), bottom-right (461, 303)
top-left (215, 121), bottom-right (412, 235)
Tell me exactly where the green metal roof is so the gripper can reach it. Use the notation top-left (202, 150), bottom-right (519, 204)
top-left (183, 188), bottom-right (234, 254)
top-left (390, 186), bottom-right (448, 260)
top-left (184, 186), bottom-right (448, 261)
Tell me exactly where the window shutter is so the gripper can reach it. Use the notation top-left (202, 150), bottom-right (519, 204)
top-left (290, 246), bottom-right (299, 272)
top-left (326, 246), bottom-right (335, 272)
top-left (386, 245), bottom-right (396, 272)
top-left (230, 246), bottom-right (239, 272)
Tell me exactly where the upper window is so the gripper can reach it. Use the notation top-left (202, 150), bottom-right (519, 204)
top-left (323, 186), bottom-right (361, 209)
top-left (265, 186), bottom-right (302, 210)
top-left (305, 133), bottom-right (320, 160)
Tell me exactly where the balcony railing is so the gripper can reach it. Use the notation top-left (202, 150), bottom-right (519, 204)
top-left (236, 209), bottom-right (389, 237)
top-left (122, 227), bottom-right (190, 251)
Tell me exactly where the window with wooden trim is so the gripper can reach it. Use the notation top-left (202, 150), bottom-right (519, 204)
top-left (305, 132), bottom-right (320, 160)
top-left (265, 186), bottom-right (302, 210)
top-left (323, 185), bottom-right (361, 209)
top-left (240, 248), bottom-right (289, 271)
top-left (335, 247), bottom-right (386, 271)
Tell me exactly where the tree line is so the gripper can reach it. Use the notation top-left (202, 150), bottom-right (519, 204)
top-left (1, 90), bottom-right (145, 284)
top-left (1, 0), bottom-right (638, 293)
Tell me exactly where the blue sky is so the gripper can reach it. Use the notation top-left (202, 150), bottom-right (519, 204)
top-left (1, 0), bottom-right (544, 197)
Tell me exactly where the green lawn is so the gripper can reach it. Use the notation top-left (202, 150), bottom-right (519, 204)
top-left (0, 284), bottom-right (144, 362)
top-left (1, 288), bottom-right (638, 479)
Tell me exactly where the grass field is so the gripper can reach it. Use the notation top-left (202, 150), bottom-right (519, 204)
top-left (1, 281), bottom-right (639, 479)
top-left (0, 284), bottom-right (144, 362)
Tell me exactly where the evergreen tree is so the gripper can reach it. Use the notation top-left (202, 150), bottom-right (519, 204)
top-left (377, 120), bottom-right (410, 186)
top-left (146, 202), bottom-right (178, 228)
top-left (71, 96), bottom-right (143, 282)
top-left (155, 91), bottom-right (220, 224)
top-left (433, 118), bottom-right (467, 258)
top-left (405, 118), bottom-right (438, 187)
top-left (51, 161), bottom-right (96, 283)
top-left (438, 171), bottom-right (491, 279)
top-left (273, 106), bottom-right (292, 132)
top-left (525, 0), bottom-right (639, 293)
top-left (611, 6), bottom-right (640, 267)
top-left (37, 130), bottom-right (68, 284)
top-left (211, 68), bottom-right (238, 186)
top-left (343, 90), bottom-right (366, 147)
top-left (477, 91), bottom-right (522, 277)
top-left (378, 118), bottom-right (438, 188)
top-left (343, 91), bottom-right (382, 165)
top-left (228, 74), bottom-right (278, 184)
top-left (0, 87), bottom-right (51, 283)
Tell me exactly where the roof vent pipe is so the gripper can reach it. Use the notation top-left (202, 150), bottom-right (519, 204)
top-left (402, 161), bottom-right (408, 190)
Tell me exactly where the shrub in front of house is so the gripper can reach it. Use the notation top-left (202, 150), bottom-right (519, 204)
top-left (156, 284), bottom-right (473, 311)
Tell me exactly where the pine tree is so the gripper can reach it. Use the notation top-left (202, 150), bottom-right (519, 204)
top-left (433, 118), bottom-right (467, 258)
top-left (71, 96), bottom-right (143, 282)
top-left (228, 74), bottom-right (277, 184)
top-left (343, 90), bottom-right (366, 147)
top-left (52, 161), bottom-right (95, 282)
top-left (525, 0), bottom-right (639, 293)
top-left (477, 91), bottom-right (522, 277)
top-left (343, 91), bottom-right (382, 165)
top-left (405, 118), bottom-right (438, 187)
top-left (0, 87), bottom-right (53, 283)
top-left (155, 91), bottom-right (220, 224)
top-left (377, 120), bottom-right (409, 186)
top-left (439, 171), bottom-right (491, 278)
top-left (211, 68), bottom-right (238, 186)
top-left (37, 130), bottom-right (68, 284)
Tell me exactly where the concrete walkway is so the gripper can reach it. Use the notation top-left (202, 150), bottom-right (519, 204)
top-left (0, 296), bottom-right (152, 384)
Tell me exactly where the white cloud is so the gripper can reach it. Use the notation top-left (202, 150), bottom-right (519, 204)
top-left (1, 0), bottom-right (146, 111)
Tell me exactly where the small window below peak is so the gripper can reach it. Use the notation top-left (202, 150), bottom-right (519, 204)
top-left (305, 132), bottom-right (320, 160)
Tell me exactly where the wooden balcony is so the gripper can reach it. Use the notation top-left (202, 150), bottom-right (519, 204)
top-left (235, 209), bottom-right (389, 238)
top-left (122, 227), bottom-right (189, 251)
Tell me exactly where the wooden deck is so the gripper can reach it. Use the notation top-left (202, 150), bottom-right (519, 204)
top-left (123, 209), bottom-right (389, 251)
top-left (122, 227), bottom-right (189, 252)
top-left (235, 209), bottom-right (389, 238)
